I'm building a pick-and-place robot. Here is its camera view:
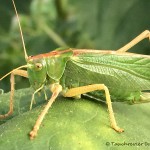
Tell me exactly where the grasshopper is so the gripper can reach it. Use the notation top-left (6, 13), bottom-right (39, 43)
top-left (0, 0), bottom-right (150, 140)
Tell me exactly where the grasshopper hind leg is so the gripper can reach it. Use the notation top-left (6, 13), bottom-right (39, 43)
top-left (117, 30), bottom-right (150, 52)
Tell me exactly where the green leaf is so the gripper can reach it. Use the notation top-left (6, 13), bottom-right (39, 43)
top-left (0, 88), bottom-right (150, 150)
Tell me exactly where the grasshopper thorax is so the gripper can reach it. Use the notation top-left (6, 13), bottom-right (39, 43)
top-left (27, 49), bottom-right (73, 90)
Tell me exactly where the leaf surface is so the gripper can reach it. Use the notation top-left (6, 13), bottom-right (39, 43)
top-left (0, 88), bottom-right (150, 150)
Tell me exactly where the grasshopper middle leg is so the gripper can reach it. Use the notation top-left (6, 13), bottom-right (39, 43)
top-left (0, 70), bottom-right (28, 119)
top-left (63, 84), bottom-right (124, 133)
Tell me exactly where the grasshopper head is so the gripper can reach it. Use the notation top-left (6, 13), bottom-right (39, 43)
top-left (27, 57), bottom-right (47, 90)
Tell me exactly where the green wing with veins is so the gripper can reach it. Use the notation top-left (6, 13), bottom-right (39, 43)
top-left (61, 53), bottom-right (150, 102)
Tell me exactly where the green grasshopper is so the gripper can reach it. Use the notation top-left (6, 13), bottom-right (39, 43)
top-left (0, 0), bottom-right (150, 140)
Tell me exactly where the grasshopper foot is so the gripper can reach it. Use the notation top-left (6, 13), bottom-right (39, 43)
top-left (29, 127), bottom-right (39, 140)
top-left (0, 111), bottom-right (13, 119)
top-left (29, 128), bottom-right (38, 140)
top-left (112, 126), bottom-right (124, 133)
top-left (0, 115), bottom-right (7, 119)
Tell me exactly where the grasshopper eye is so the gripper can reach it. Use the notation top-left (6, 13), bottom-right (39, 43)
top-left (35, 63), bottom-right (42, 70)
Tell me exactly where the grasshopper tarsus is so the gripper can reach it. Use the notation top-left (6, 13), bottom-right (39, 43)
top-left (0, 111), bottom-right (13, 119)
top-left (112, 125), bottom-right (124, 133)
top-left (29, 129), bottom-right (37, 140)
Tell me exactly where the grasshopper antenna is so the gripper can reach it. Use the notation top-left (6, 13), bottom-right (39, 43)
top-left (12, 0), bottom-right (28, 60)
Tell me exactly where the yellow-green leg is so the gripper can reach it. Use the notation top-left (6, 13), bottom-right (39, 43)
top-left (0, 70), bottom-right (28, 119)
top-left (29, 83), bottom-right (62, 140)
top-left (63, 84), bottom-right (124, 133)
top-left (30, 85), bottom-right (44, 110)
top-left (117, 30), bottom-right (150, 52)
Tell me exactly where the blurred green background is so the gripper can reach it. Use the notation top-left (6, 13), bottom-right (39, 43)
top-left (0, 0), bottom-right (150, 92)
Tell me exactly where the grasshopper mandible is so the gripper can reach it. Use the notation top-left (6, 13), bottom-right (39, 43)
top-left (0, 0), bottom-right (150, 140)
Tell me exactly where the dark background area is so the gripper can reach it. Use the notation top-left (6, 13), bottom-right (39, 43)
top-left (0, 0), bottom-right (150, 92)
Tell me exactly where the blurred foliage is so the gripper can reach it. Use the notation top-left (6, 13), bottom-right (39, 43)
top-left (0, 0), bottom-right (150, 92)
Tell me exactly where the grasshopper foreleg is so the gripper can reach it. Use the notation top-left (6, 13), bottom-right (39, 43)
top-left (0, 70), bottom-right (28, 119)
top-left (63, 84), bottom-right (124, 133)
top-left (29, 83), bottom-right (62, 140)
top-left (30, 85), bottom-right (44, 110)
top-left (117, 30), bottom-right (150, 52)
